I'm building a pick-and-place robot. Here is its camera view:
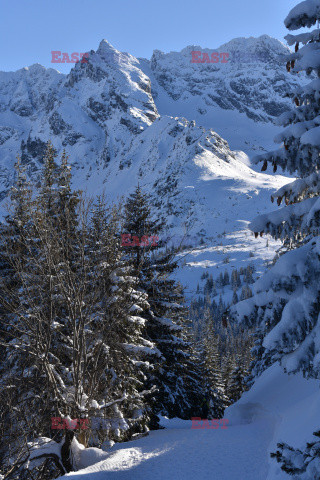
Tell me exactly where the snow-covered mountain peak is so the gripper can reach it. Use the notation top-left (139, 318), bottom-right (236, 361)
top-left (217, 34), bottom-right (290, 62)
top-left (154, 35), bottom-right (290, 65)
top-left (0, 62), bottom-right (63, 83)
top-left (143, 34), bottom-right (306, 155)
top-left (96, 39), bottom-right (120, 56)
top-left (63, 40), bottom-right (158, 126)
top-left (21, 63), bottom-right (56, 75)
top-left (0, 34), bottom-right (300, 200)
top-left (94, 39), bottom-right (132, 67)
top-left (72, 39), bottom-right (143, 77)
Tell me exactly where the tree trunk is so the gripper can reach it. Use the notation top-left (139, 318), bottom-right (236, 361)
top-left (61, 430), bottom-right (74, 472)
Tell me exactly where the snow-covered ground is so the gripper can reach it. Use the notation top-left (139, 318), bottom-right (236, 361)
top-left (56, 364), bottom-right (320, 480)
top-left (171, 154), bottom-right (290, 300)
top-left (57, 418), bottom-right (272, 480)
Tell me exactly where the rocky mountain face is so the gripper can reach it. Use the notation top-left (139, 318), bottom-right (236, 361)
top-left (149, 35), bottom-right (293, 120)
top-left (0, 35), bottom-right (298, 197)
top-left (0, 36), bottom-right (300, 290)
top-left (0, 40), bottom-right (159, 198)
top-left (139, 35), bottom-right (305, 155)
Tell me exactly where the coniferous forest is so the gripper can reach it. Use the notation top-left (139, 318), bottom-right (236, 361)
top-left (0, 144), bottom-right (252, 478)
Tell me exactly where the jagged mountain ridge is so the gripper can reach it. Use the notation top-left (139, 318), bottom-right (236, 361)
top-left (149, 35), bottom-right (292, 122)
top-left (140, 34), bottom-right (305, 155)
top-left (0, 40), bottom-right (158, 198)
top-left (0, 35), bottom-right (297, 202)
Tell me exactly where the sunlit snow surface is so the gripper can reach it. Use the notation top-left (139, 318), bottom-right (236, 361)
top-left (56, 365), bottom-right (320, 480)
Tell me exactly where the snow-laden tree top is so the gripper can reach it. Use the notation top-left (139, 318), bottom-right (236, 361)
top-left (285, 0), bottom-right (320, 30)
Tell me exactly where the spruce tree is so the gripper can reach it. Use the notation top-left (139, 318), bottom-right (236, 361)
top-left (85, 196), bottom-right (155, 443)
top-left (271, 430), bottom-right (320, 479)
top-left (122, 186), bottom-right (202, 420)
top-left (232, 288), bottom-right (239, 305)
top-left (228, 358), bottom-right (249, 404)
top-left (218, 272), bottom-right (224, 287)
top-left (233, 0), bottom-right (320, 380)
top-left (230, 2), bottom-right (320, 474)
top-left (221, 354), bottom-right (235, 407)
top-left (0, 150), bottom-right (158, 478)
top-left (0, 158), bottom-right (34, 477)
top-left (201, 309), bottom-right (227, 418)
top-left (228, 0), bottom-right (320, 472)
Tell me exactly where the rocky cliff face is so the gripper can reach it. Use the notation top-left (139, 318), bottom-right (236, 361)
top-left (147, 35), bottom-right (299, 122)
top-left (0, 40), bottom-right (159, 195)
top-left (138, 35), bottom-right (305, 155)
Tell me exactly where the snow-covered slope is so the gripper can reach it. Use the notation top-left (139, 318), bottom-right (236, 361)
top-left (227, 364), bottom-right (320, 479)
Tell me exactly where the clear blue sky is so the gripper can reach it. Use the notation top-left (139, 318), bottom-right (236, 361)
top-left (1, 0), bottom-right (299, 74)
